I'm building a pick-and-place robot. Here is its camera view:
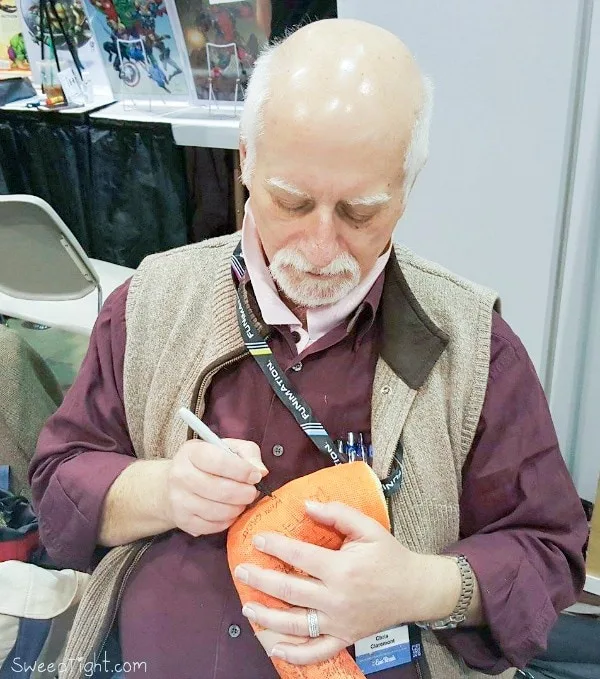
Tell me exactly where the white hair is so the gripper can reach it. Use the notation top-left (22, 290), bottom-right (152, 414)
top-left (403, 75), bottom-right (434, 202)
top-left (239, 44), bottom-right (278, 186)
top-left (239, 43), bottom-right (434, 203)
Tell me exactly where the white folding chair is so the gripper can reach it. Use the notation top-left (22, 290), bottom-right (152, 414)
top-left (0, 194), bottom-right (135, 336)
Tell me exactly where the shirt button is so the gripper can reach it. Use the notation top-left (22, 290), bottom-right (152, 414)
top-left (381, 385), bottom-right (392, 395)
top-left (228, 624), bottom-right (241, 638)
top-left (272, 444), bottom-right (284, 457)
top-left (292, 362), bottom-right (303, 372)
top-left (291, 331), bottom-right (301, 343)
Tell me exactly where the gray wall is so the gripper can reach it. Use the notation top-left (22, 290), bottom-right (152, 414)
top-left (339, 0), bottom-right (581, 373)
top-left (338, 0), bottom-right (600, 499)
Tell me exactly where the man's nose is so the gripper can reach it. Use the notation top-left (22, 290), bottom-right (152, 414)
top-left (302, 209), bottom-right (340, 269)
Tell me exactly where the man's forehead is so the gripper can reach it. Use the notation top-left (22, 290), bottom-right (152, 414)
top-left (265, 177), bottom-right (392, 205)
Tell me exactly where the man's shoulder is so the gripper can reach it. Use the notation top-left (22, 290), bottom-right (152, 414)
top-left (391, 244), bottom-right (500, 351)
top-left (125, 233), bottom-right (240, 320)
top-left (129, 233), bottom-right (239, 295)
top-left (489, 311), bottom-right (530, 380)
top-left (394, 244), bottom-right (498, 304)
top-left (138, 232), bottom-right (240, 273)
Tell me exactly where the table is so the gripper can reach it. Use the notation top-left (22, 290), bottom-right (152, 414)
top-left (0, 93), bottom-right (115, 115)
top-left (89, 101), bottom-right (245, 230)
top-left (88, 100), bottom-right (241, 150)
top-left (0, 97), bottom-right (243, 268)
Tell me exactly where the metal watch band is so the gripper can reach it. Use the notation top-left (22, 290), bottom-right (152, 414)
top-left (416, 554), bottom-right (474, 630)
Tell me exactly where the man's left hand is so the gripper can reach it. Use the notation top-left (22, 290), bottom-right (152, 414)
top-left (234, 500), bottom-right (460, 666)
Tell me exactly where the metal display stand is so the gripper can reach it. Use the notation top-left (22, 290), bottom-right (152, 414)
top-left (205, 42), bottom-right (243, 117)
top-left (116, 37), bottom-right (166, 112)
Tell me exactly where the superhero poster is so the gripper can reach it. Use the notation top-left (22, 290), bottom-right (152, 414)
top-left (0, 0), bottom-right (30, 75)
top-left (17, 0), bottom-right (111, 91)
top-left (165, 0), bottom-right (267, 105)
top-left (81, 0), bottom-right (189, 98)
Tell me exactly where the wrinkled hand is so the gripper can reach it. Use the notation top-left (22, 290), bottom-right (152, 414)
top-left (164, 439), bottom-right (268, 537)
top-left (235, 501), bottom-right (455, 666)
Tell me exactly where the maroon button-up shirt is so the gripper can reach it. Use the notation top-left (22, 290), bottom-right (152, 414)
top-left (30, 272), bottom-right (587, 679)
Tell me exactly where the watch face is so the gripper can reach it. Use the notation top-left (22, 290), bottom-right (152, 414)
top-left (431, 621), bottom-right (455, 630)
top-left (417, 613), bottom-right (466, 630)
top-left (417, 620), bottom-right (453, 631)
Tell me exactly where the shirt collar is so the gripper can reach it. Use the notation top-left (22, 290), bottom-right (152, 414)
top-left (238, 204), bottom-right (451, 389)
top-left (241, 201), bottom-right (391, 343)
top-left (347, 272), bottom-right (385, 341)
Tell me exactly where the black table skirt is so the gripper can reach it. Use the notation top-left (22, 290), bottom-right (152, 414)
top-left (0, 108), bottom-right (237, 269)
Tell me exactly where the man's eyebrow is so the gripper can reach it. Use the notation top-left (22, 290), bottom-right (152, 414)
top-left (344, 192), bottom-right (392, 208)
top-left (265, 177), bottom-right (311, 199)
top-left (265, 179), bottom-right (391, 207)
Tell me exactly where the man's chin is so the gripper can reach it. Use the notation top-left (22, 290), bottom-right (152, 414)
top-left (273, 272), bottom-right (359, 308)
top-left (281, 287), bottom-right (353, 309)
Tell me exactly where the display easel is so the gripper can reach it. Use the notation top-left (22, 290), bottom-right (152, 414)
top-left (116, 36), bottom-right (165, 112)
top-left (205, 42), bottom-right (243, 117)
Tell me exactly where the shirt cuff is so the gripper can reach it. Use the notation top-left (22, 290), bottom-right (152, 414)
top-left (37, 451), bottom-right (136, 572)
top-left (439, 535), bottom-right (558, 671)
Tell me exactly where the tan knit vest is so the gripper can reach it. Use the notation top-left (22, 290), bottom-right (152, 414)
top-left (60, 233), bottom-right (514, 679)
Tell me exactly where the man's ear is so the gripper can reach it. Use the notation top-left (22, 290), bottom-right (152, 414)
top-left (239, 141), bottom-right (248, 186)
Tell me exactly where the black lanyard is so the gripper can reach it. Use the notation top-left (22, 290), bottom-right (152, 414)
top-left (231, 242), bottom-right (404, 499)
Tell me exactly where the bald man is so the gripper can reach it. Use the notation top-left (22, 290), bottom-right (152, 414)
top-left (30, 19), bottom-right (586, 679)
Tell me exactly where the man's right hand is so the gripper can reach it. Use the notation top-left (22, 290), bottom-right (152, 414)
top-left (164, 439), bottom-right (269, 537)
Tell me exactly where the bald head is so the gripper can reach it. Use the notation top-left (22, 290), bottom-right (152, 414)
top-left (240, 19), bottom-right (432, 200)
top-left (268, 19), bottom-right (422, 136)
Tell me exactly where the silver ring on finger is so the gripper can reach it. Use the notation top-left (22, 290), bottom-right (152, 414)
top-left (306, 608), bottom-right (320, 638)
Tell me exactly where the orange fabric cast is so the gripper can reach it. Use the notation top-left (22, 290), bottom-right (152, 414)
top-left (227, 461), bottom-right (391, 678)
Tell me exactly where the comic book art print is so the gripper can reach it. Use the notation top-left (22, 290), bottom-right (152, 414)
top-left (166, 0), bottom-right (267, 105)
top-left (0, 0), bottom-right (30, 75)
top-left (82, 0), bottom-right (189, 98)
top-left (17, 0), bottom-right (111, 90)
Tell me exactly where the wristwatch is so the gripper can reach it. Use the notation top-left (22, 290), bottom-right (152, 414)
top-left (416, 554), bottom-right (474, 630)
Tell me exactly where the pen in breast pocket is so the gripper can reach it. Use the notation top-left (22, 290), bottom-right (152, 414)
top-left (357, 433), bottom-right (367, 462)
top-left (336, 439), bottom-right (346, 464)
top-left (177, 408), bottom-right (273, 498)
top-left (345, 432), bottom-right (358, 462)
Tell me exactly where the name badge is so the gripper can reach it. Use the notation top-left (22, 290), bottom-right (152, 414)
top-left (355, 625), bottom-right (421, 675)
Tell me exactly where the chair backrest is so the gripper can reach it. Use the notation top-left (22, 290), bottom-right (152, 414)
top-left (0, 195), bottom-right (100, 301)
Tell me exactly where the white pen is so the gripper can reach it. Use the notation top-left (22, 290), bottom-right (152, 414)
top-left (177, 407), bottom-right (273, 497)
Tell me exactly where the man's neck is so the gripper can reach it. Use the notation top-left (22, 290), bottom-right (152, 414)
top-left (278, 289), bottom-right (308, 328)
top-left (259, 244), bottom-right (309, 328)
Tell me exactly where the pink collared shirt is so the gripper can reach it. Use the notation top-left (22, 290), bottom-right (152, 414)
top-left (241, 203), bottom-right (391, 353)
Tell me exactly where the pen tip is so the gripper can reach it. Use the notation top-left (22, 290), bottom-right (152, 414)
top-left (256, 483), bottom-right (273, 497)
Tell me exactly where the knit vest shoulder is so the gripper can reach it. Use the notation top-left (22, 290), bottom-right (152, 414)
top-left (60, 234), bottom-right (514, 679)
